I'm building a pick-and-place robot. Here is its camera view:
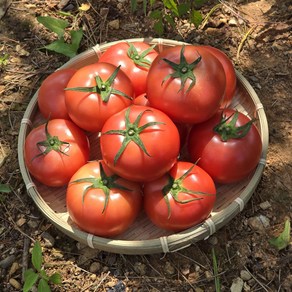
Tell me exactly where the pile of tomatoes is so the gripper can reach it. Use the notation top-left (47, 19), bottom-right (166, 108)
top-left (24, 41), bottom-right (262, 238)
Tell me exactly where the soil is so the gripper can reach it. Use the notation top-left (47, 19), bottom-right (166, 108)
top-left (0, 0), bottom-right (291, 291)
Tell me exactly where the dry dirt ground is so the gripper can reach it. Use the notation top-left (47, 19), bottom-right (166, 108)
top-left (0, 0), bottom-right (291, 291)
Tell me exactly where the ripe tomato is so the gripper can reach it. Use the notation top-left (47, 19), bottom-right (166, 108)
top-left (133, 93), bottom-right (150, 106)
top-left (38, 68), bottom-right (77, 120)
top-left (100, 105), bottom-right (180, 182)
top-left (146, 45), bottom-right (226, 124)
top-left (201, 45), bottom-right (237, 108)
top-left (143, 161), bottom-right (216, 231)
top-left (24, 119), bottom-right (90, 187)
top-left (188, 109), bottom-right (262, 184)
top-left (66, 160), bottom-right (142, 237)
top-left (65, 62), bottom-right (134, 132)
top-left (98, 41), bottom-right (158, 96)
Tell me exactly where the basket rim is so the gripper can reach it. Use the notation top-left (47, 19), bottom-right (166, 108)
top-left (17, 38), bottom-right (269, 255)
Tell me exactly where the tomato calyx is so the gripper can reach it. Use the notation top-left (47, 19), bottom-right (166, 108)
top-left (33, 120), bottom-right (70, 161)
top-left (213, 111), bottom-right (257, 142)
top-left (70, 162), bottom-right (132, 213)
top-left (162, 45), bottom-right (202, 93)
top-left (127, 43), bottom-right (156, 68)
top-left (162, 164), bottom-right (214, 219)
top-left (65, 65), bottom-right (132, 102)
top-left (102, 106), bottom-right (165, 165)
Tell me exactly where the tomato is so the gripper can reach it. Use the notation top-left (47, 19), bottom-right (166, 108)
top-left (98, 41), bottom-right (158, 96)
top-left (146, 45), bottom-right (226, 124)
top-left (38, 68), bottom-right (77, 120)
top-left (100, 105), bottom-right (180, 182)
top-left (188, 109), bottom-right (262, 184)
top-left (133, 93), bottom-right (150, 106)
top-left (66, 160), bottom-right (142, 237)
top-left (201, 45), bottom-right (237, 108)
top-left (24, 119), bottom-right (90, 187)
top-left (143, 161), bottom-right (216, 231)
top-left (65, 62), bottom-right (134, 132)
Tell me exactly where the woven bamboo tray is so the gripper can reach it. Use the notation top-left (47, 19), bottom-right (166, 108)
top-left (18, 38), bottom-right (269, 255)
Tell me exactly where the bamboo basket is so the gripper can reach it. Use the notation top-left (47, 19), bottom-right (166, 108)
top-left (18, 38), bottom-right (269, 255)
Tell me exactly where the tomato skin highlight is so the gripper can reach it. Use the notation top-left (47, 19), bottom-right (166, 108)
top-left (24, 119), bottom-right (90, 187)
top-left (65, 62), bottom-right (134, 132)
top-left (38, 68), bottom-right (77, 120)
top-left (100, 105), bottom-right (180, 182)
top-left (143, 161), bottom-right (216, 231)
top-left (98, 42), bottom-right (158, 96)
top-left (146, 45), bottom-right (226, 124)
top-left (66, 160), bottom-right (143, 237)
top-left (188, 109), bottom-right (262, 184)
top-left (201, 45), bottom-right (237, 108)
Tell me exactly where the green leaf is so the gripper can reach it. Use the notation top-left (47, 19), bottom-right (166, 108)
top-left (190, 9), bottom-right (203, 28)
top-left (37, 16), bottom-right (69, 38)
top-left (165, 14), bottom-right (176, 28)
top-left (0, 183), bottom-right (11, 193)
top-left (178, 3), bottom-right (190, 17)
top-left (212, 248), bottom-right (221, 292)
top-left (49, 273), bottom-right (62, 285)
top-left (150, 9), bottom-right (162, 20)
top-left (38, 278), bottom-right (51, 292)
top-left (43, 28), bottom-right (83, 58)
top-left (40, 269), bottom-right (49, 281)
top-left (23, 269), bottom-right (39, 292)
top-left (194, 0), bottom-right (206, 7)
top-left (153, 20), bottom-right (164, 35)
top-left (163, 0), bottom-right (179, 16)
top-left (70, 29), bottom-right (83, 53)
top-left (269, 219), bottom-right (291, 250)
top-left (130, 0), bottom-right (137, 12)
top-left (32, 241), bottom-right (42, 272)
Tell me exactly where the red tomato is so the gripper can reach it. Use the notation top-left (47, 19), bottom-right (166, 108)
top-left (98, 42), bottom-right (158, 96)
top-left (65, 62), bottom-right (134, 132)
top-left (133, 93), bottom-right (150, 106)
top-left (24, 119), bottom-right (90, 187)
top-left (146, 45), bottom-right (226, 124)
top-left (100, 105), bottom-right (180, 182)
top-left (66, 160), bottom-right (142, 237)
top-left (188, 109), bottom-right (262, 184)
top-left (201, 45), bottom-right (237, 108)
top-left (143, 161), bottom-right (216, 231)
top-left (38, 68), bottom-right (77, 120)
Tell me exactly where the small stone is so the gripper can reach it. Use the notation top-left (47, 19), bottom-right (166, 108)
top-left (240, 270), bottom-right (252, 281)
top-left (181, 263), bottom-right (190, 275)
top-left (208, 236), bottom-right (218, 245)
top-left (9, 278), bottom-right (21, 290)
top-left (243, 282), bottom-right (251, 291)
top-left (164, 261), bottom-right (175, 275)
top-left (231, 277), bottom-right (244, 292)
top-left (16, 217), bottom-right (26, 227)
top-left (100, 7), bottom-right (109, 17)
top-left (9, 262), bottom-right (19, 276)
top-left (15, 45), bottom-right (30, 56)
top-left (89, 261), bottom-right (101, 273)
top-left (41, 232), bottom-right (55, 248)
top-left (204, 270), bottom-right (213, 282)
top-left (108, 19), bottom-right (120, 30)
top-left (0, 255), bottom-right (16, 269)
top-left (133, 262), bottom-right (147, 276)
top-left (27, 219), bottom-right (39, 229)
top-left (259, 201), bottom-right (271, 210)
top-left (90, 273), bottom-right (97, 281)
top-left (228, 18), bottom-right (238, 26)
top-left (188, 271), bottom-right (199, 283)
top-left (247, 215), bottom-right (270, 232)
